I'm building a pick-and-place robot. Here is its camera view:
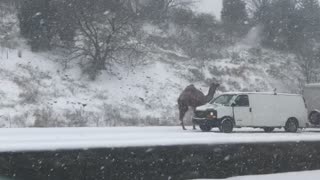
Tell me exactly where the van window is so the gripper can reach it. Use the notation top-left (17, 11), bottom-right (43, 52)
top-left (210, 95), bottom-right (235, 106)
top-left (234, 95), bottom-right (249, 107)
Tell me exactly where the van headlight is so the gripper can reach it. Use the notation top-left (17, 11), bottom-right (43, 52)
top-left (207, 112), bottom-right (217, 119)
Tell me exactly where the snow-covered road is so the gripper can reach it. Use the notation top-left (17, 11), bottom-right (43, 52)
top-left (1, 127), bottom-right (320, 152)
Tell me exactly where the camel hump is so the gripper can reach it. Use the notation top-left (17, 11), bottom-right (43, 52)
top-left (184, 84), bottom-right (196, 91)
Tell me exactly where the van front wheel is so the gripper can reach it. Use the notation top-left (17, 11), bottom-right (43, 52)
top-left (219, 118), bottom-right (233, 133)
top-left (199, 124), bottom-right (212, 132)
top-left (285, 118), bottom-right (299, 133)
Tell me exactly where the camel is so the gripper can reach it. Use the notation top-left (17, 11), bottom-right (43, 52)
top-left (177, 83), bottom-right (220, 130)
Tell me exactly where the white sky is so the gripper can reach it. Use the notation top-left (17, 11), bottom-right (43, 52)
top-left (195, 0), bottom-right (223, 20)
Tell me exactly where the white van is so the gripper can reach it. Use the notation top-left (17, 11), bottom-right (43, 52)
top-left (192, 92), bottom-right (308, 133)
top-left (303, 84), bottom-right (320, 126)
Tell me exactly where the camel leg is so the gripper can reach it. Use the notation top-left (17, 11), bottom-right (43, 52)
top-left (192, 107), bottom-right (197, 130)
top-left (179, 104), bottom-right (188, 130)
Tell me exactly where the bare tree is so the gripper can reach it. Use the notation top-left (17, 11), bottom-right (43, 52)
top-left (133, 0), bottom-right (196, 21)
top-left (164, 0), bottom-right (197, 10)
top-left (296, 42), bottom-right (320, 83)
top-left (246, 0), bottom-right (272, 12)
top-left (0, 0), bottom-right (19, 48)
top-left (67, 0), bottom-right (142, 80)
top-left (245, 0), bottom-right (272, 18)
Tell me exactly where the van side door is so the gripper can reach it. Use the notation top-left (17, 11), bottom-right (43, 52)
top-left (233, 95), bottom-right (253, 126)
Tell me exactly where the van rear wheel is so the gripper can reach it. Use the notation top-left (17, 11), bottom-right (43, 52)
top-left (285, 118), bottom-right (299, 133)
top-left (309, 111), bottom-right (320, 125)
top-left (263, 127), bottom-right (275, 133)
top-left (219, 119), bottom-right (233, 133)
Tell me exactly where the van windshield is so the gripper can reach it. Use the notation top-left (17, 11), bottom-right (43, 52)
top-left (210, 95), bottom-right (235, 106)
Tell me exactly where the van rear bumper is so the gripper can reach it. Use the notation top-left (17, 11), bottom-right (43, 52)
top-left (192, 117), bottom-right (220, 127)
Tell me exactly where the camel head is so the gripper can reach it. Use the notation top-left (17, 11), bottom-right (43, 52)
top-left (209, 82), bottom-right (220, 93)
top-left (210, 82), bottom-right (220, 89)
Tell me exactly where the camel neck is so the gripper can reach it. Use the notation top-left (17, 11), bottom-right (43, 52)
top-left (205, 87), bottom-right (216, 103)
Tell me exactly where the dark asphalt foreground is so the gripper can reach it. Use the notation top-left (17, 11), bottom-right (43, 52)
top-left (1, 141), bottom-right (320, 180)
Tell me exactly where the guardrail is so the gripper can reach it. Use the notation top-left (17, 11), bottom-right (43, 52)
top-left (0, 142), bottom-right (320, 180)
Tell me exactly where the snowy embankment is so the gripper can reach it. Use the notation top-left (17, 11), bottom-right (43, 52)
top-left (0, 20), bottom-right (304, 127)
top-left (1, 127), bottom-right (320, 152)
top-left (0, 42), bottom-right (303, 128)
top-left (202, 170), bottom-right (320, 180)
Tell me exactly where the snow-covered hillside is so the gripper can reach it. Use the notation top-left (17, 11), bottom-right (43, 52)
top-left (0, 41), bottom-right (303, 128)
top-left (0, 8), bottom-right (305, 128)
